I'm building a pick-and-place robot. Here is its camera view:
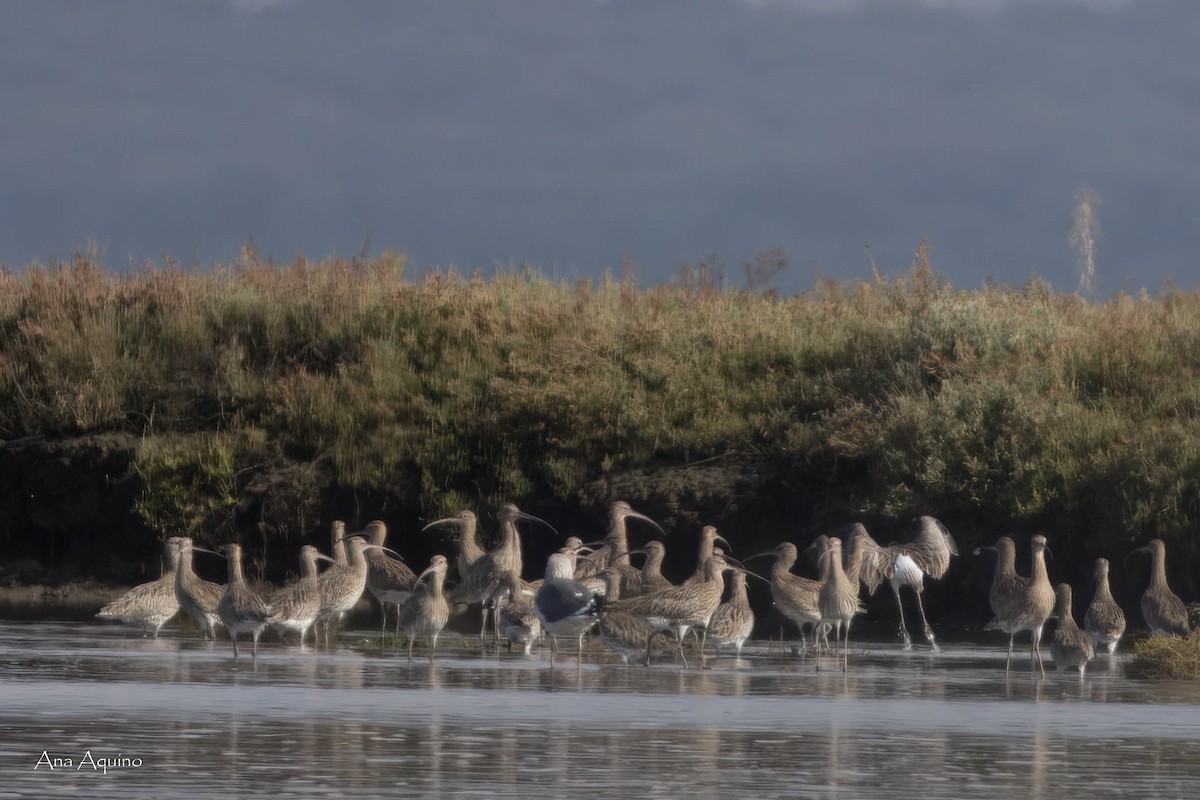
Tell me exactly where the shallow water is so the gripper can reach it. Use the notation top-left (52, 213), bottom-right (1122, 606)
top-left (3, 622), bottom-right (1199, 799)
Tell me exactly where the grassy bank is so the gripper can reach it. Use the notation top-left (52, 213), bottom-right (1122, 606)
top-left (2, 247), bottom-right (1200, 590)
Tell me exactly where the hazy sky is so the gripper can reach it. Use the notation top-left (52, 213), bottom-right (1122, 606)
top-left (2, 1), bottom-right (1198, 295)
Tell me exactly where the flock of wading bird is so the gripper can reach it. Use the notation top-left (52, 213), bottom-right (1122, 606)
top-left (95, 501), bottom-right (1193, 677)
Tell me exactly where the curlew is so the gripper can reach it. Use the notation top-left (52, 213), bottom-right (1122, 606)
top-left (979, 535), bottom-right (1055, 676)
top-left (172, 537), bottom-right (225, 640)
top-left (1050, 583), bottom-right (1095, 679)
top-left (747, 542), bottom-right (822, 652)
top-left (818, 536), bottom-right (864, 669)
top-left (602, 549), bottom-right (733, 669)
top-left (268, 545), bottom-right (323, 646)
top-left (395, 554), bottom-right (451, 661)
top-left (211, 543), bottom-right (274, 659)
top-left (361, 520), bottom-right (418, 641)
top-left (628, 540), bottom-right (673, 596)
top-left (96, 538), bottom-right (181, 638)
top-left (534, 547), bottom-right (600, 665)
top-left (574, 501), bottom-right (664, 597)
top-left (854, 516), bottom-right (958, 651)
top-left (422, 509), bottom-right (483, 597)
top-left (316, 535), bottom-right (385, 646)
top-left (682, 525), bottom-right (733, 585)
top-left (708, 569), bottom-right (755, 659)
top-left (1127, 539), bottom-right (1190, 638)
top-left (491, 573), bottom-right (542, 655)
top-left (330, 520), bottom-right (348, 568)
top-left (1083, 557), bottom-right (1126, 655)
top-left (592, 567), bottom-right (661, 664)
top-left (452, 503), bottom-right (553, 641)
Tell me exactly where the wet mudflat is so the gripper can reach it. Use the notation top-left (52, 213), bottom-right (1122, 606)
top-left (3, 621), bottom-right (1199, 799)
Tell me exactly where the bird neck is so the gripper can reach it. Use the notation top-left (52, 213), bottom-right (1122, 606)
top-left (1055, 593), bottom-right (1076, 629)
top-left (228, 555), bottom-right (246, 587)
top-left (996, 544), bottom-right (1017, 579)
top-left (427, 569), bottom-right (446, 596)
top-left (824, 552), bottom-right (847, 586)
top-left (177, 551), bottom-right (196, 582)
top-left (1030, 548), bottom-right (1049, 585)
top-left (607, 523), bottom-right (629, 566)
top-left (460, 521), bottom-right (485, 561)
top-left (773, 557), bottom-right (796, 580)
top-left (1150, 550), bottom-right (1169, 586)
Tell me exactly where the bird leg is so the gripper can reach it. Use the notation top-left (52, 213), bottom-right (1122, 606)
top-left (697, 627), bottom-right (708, 670)
top-left (891, 582), bottom-right (913, 650)
top-left (1032, 625), bottom-right (1046, 678)
top-left (429, 632), bottom-right (439, 662)
top-left (1005, 633), bottom-right (1015, 674)
top-left (842, 619), bottom-right (851, 671)
top-left (911, 588), bottom-right (940, 653)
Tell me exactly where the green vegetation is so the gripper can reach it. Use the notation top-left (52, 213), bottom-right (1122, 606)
top-left (1127, 636), bottom-right (1200, 679)
top-left (3, 244), bottom-right (1200, 571)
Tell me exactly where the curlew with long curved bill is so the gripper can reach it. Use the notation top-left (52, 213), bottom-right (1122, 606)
top-left (854, 516), bottom-right (958, 651)
top-left (534, 548), bottom-right (600, 666)
top-left (96, 538), bottom-right (181, 638)
top-left (1083, 557), bottom-right (1126, 655)
top-left (708, 569), bottom-right (755, 658)
top-left (316, 536), bottom-right (395, 646)
top-left (979, 535), bottom-right (1055, 676)
top-left (395, 554), bottom-right (451, 661)
top-left (1050, 583), bottom-right (1095, 679)
top-left (268, 545), bottom-right (323, 646)
top-left (1127, 539), bottom-right (1190, 638)
top-left (210, 543), bottom-right (273, 659)
top-left (601, 549), bottom-right (734, 669)
top-left (746, 542), bottom-right (822, 652)
top-left (594, 567), bottom-right (674, 664)
top-left (818, 536), bottom-right (864, 669)
top-left (574, 501), bottom-right (664, 597)
top-left (171, 537), bottom-right (225, 640)
top-left (422, 509), bottom-right (483, 596)
top-left (361, 520), bottom-right (418, 641)
top-left (452, 503), bottom-right (555, 641)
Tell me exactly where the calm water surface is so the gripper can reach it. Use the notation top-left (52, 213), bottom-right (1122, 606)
top-left (2, 621), bottom-right (1198, 799)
